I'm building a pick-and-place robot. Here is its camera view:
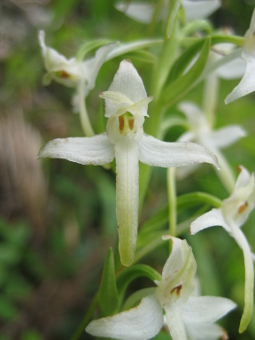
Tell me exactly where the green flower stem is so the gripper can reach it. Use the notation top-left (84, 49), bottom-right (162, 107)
top-left (203, 72), bottom-right (218, 128)
top-left (78, 81), bottom-right (95, 137)
top-left (167, 167), bottom-right (177, 238)
top-left (70, 293), bottom-right (98, 340)
top-left (177, 192), bottom-right (222, 209)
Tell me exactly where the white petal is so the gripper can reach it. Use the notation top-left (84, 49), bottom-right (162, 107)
top-left (139, 135), bottom-right (219, 169)
top-left (38, 30), bottom-right (81, 87)
top-left (100, 91), bottom-right (134, 107)
top-left (183, 0), bottom-right (221, 21)
top-left (234, 166), bottom-right (251, 190)
top-left (190, 209), bottom-right (231, 234)
top-left (182, 296), bottom-right (236, 327)
top-left (38, 133), bottom-right (114, 165)
top-left (156, 238), bottom-right (196, 307)
top-left (186, 323), bottom-right (227, 340)
top-left (86, 294), bottom-right (163, 340)
top-left (104, 60), bottom-right (149, 118)
top-left (231, 226), bottom-right (254, 332)
top-left (164, 305), bottom-right (188, 340)
top-left (115, 139), bottom-right (140, 266)
top-left (178, 101), bottom-right (202, 126)
top-left (215, 57), bottom-right (246, 80)
top-left (115, 2), bottom-right (154, 24)
top-left (245, 7), bottom-right (255, 40)
top-left (208, 125), bottom-right (246, 149)
top-left (83, 42), bottom-right (118, 94)
top-left (225, 58), bottom-right (255, 103)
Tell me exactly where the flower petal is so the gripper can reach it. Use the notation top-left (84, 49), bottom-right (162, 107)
top-left (38, 30), bottom-right (81, 87)
top-left (235, 166), bottom-right (252, 190)
top-left (156, 238), bottom-right (197, 306)
top-left (225, 58), bottom-right (255, 103)
top-left (104, 60), bottom-right (149, 118)
top-left (183, 0), bottom-right (221, 21)
top-left (190, 209), bottom-right (231, 234)
top-left (185, 323), bottom-right (228, 340)
top-left (182, 296), bottom-right (236, 327)
top-left (207, 125), bottom-right (246, 149)
top-left (164, 305), bottom-right (188, 340)
top-left (115, 139), bottom-right (140, 266)
top-left (83, 42), bottom-right (118, 95)
top-left (86, 294), bottom-right (163, 340)
top-left (215, 57), bottom-right (246, 80)
top-left (139, 135), bottom-right (219, 169)
top-left (115, 2), bottom-right (154, 24)
top-left (38, 133), bottom-right (114, 165)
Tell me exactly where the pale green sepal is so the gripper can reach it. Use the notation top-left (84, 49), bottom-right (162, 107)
top-left (98, 247), bottom-right (119, 316)
top-left (161, 37), bottom-right (210, 108)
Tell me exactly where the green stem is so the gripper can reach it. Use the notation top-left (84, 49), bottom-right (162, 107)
top-left (167, 167), bottom-right (177, 238)
top-left (78, 81), bottom-right (95, 137)
top-left (70, 293), bottom-right (98, 340)
top-left (203, 72), bottom-right (218, 128)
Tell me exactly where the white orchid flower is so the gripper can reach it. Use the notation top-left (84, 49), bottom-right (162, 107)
top-left (177, 101), bottom-right (246, 192)
top-left (39, 30), bottom-right (117, 137)
top-left (39, 30), bottom-right (116, 93)
top-left (38, 60), bottom-right (219, 266)
top-left (190, 166), bottom-right (255, 332)
top-left (116, 0), bottom-right (221, 23)
top-left (86, 237), bottom-right (236, 340)
top-left (225, 8), bottom-right (255, 103)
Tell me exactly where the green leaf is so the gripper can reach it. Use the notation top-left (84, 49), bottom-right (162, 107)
top-left (161, 37), bottom-right (210, 108)
top-left (117, 264), bottom-right (161, 304)
top-left (151, 19), bottom-right (179, 101)
top-left (98, 248), bottom-right (119, 316)
top-left (0, 296), bottom-right (19, 320)
top-left (165, 0), bottom-right (180, 38)
top-left (0, 245), bottom-right (20, 266)
top-left (76, 39), bottom-right (112, 61)
top-left (21, 330), bottom-right (43, 340)
top-left (167, 39), bottom-right (208, 83)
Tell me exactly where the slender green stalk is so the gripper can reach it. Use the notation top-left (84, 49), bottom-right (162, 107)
top-left (167, 167), bottom-right (177, 240)
top-left (203, 72), bottom-right (218, 128)
top-left (78, 81), bottom-right (95, 137)
top-left (70, 293), bottom-right (98, 340)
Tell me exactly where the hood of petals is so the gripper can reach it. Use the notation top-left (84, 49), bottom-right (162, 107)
top-left (222, 167), bottom-right (255, 227)
top-left (103, 60), bottom-right (151, 118)
top-left (38, 30), bottom-right (82, 86)
top-left (156, 238), bottom-right (197, 308)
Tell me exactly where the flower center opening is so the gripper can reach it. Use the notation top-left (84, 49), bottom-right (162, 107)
top-left (118, 112), bottom-right (135, 135)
